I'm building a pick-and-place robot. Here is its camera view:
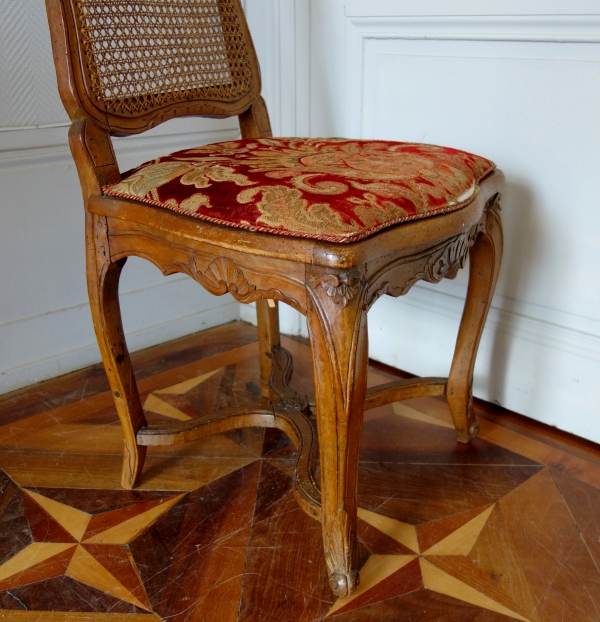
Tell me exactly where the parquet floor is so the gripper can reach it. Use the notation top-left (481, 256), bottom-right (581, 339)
top-left (1, 321), bottom-right (600, 621)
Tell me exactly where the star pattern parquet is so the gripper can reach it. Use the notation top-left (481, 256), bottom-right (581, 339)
top-left (1, 322), bottom-right (600, 621)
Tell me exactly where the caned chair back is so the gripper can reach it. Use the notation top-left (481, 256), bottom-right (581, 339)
top-left (46, 0), bottom-right (261, 135)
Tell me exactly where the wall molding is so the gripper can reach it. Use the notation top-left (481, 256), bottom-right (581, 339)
top-left (399, 285), bottom-right (600, 364)
top-left (345, 0), bottom-right (600, 18)
top-left (243, 0), bottom-right (310, 137)
top-left (344, 14), bottom-right (600, 136)
top-left (0, 279), bottom-right (240, 394)
top-left (0, 127), bottom-right (241, 176)
top-left (347, 16), bottom-right (600, 43)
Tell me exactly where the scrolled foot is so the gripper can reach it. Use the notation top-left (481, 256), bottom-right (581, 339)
top-left (456, 419), bottom-right (480, 444)
top-left (121, 440), bottom-right (146, 490)
top-left (469, 420), bottom-right (480, 438)
top-left (329, 570), bottom-right (359, 597)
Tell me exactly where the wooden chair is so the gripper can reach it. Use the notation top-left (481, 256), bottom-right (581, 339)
top-left (45, 0), bottom-right (503, 598)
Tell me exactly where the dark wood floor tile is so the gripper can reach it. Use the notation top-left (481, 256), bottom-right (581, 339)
top-left (23, 493), bottom-right (78, 544)
top-left (416, 504), bottom-right (493, 553)
top-left (330, 588), bottom-right (517, 621)
top-left (0, 546), bottom-right (76, 592)
top-left (248, 460), bottom-right (296, 527)
top-left (179, 365), bottom-right (231, 415)
top-left (357, 519), bottom-right (415, 555)
top-left (131, 461), bottom-right (260, 621)
top-left (358, 463), bottom-right (542, 525)
top-left (0, 471), bottom-right (31, 565)
top-left (0, 322), bottom-right (258, 430)
top-left (263, 457), bottom-right (297, 478)
top-left (330, 557), bottom-right (422, 616)
top-left (262, 427), bottom-right (295, 458)
top-left (361, 413), bottom-right (540, 466)
top-left (4, 575), bottom-right (152, 614)
top-left (551, 466), bottom-right (600, 569)
top-left (222, 427), bottom-right (266, 458)
top-left (238, 461), bottom-right (334, 622)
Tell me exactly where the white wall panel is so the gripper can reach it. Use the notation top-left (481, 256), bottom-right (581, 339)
top-left (304, 1), bottom-right (600, 442)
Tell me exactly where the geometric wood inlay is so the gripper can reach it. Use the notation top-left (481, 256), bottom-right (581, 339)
top-left (420, 558), bottom-right (529, 621)
top-left (1, 324), bottom-right (600, 620)
top-left (0, 488), bottom-right (185, 613)
top-left (422, 505), bottom-right (495, 555)
top-left (357, 507), bottom-right (419, 553)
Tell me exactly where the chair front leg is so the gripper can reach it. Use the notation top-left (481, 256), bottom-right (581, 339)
top-left (447, 199), bottom-right (503, 442)
top-left (86, 214), bottom-right (147, 488)
top-left (306, 271), bottom-right (368, 598)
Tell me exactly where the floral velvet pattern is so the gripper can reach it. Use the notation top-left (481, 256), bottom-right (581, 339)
top-left (104, 138), bottom-right (495, 243)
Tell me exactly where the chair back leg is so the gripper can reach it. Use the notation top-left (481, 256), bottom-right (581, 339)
top-left (86, 213), bottom-right (148, 488)
top-left (256, 299), bottom-right (281, 399)
top-left (447, 199), bottom-right (503, 442)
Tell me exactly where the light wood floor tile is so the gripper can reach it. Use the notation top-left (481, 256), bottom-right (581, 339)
top-left (420, 558), bottom-right (529, 621)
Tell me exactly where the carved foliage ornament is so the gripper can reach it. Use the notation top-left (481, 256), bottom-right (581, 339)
top-left (487, 192), bottom-right (502, 220)
top-left (426, 192), bottom-right (501, 283)
top-left (365, 192), bottom-right (502, 308)
top-left (424, 228), bottom-right (480, 283)
top-left (314, 272), bottom-right (364, 308)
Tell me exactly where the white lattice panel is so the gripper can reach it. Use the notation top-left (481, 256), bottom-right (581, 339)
top-left (0, 0), bottom-right (69, 129)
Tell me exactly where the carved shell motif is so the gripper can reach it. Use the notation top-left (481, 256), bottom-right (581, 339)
top-left (188, 256), bottom-right (257, 299)
top-left (317, 272), bottom-right (363, 308)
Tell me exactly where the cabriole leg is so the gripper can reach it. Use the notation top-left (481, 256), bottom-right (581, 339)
top-left (86, 214), bottom-right (147, 488)
top-left (256, 299), bottom-right (281, 400)
top-left (447, 204), bottom-right (503, 442)
top-left (306, 272), bottom-right (368, 597)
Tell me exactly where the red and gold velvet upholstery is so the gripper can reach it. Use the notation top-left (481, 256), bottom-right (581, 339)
top-left (104, 138), bottom-right (495, 243)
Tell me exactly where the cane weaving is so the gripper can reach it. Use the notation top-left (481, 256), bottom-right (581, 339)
top-left (74, 0), bottom-right (254, 114)
top-left (104, 138), bottom-right (495, 243)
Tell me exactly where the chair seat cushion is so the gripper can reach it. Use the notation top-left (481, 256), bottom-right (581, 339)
top-left (104, 138), bottom-right (494, 243)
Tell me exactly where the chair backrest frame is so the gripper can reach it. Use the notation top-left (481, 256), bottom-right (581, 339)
top-left (45, 0), bottom-right (263, 136)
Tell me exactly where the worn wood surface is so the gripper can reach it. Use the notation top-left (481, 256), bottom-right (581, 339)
top-left (1, 324), bottom-right (600, 620)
